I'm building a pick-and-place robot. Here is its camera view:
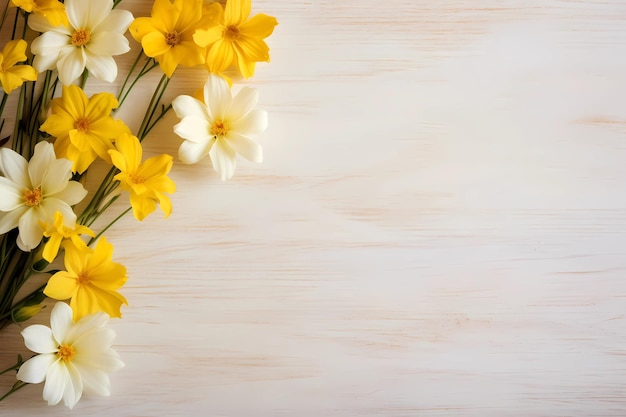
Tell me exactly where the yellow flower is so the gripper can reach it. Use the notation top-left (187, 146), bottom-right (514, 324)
top-left (44, 237), bottom-right (128, 321)
top-left (40, 85), bottom-right (130, 173)
top-left (10, 0), bottom-right (67, 26)
top-left (40, 211), bottom-right (95, 263)
top-left (129, 0), bottom-right (212, 77)
top-left (193, 0), bottom-right (278, 78)
top-left (108, 133), bottom-right (176, 221)
top-left (0, 40), bottom-right (38, 94)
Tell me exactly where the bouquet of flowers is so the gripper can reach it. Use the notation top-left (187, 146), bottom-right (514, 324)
top-left (0, 0), bottom-right (276, 408)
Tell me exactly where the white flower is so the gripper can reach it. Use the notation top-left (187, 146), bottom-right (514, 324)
top-left (16, 302), bottom-right (124, 409)
top-left (0, 141), bottom-right (87, 251)
top-left (172, 74), bottom-right (267, 181)
top-left (29, 0), bottom-right (134, 85)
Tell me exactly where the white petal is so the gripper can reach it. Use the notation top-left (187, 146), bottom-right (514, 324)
top-left (66, 0), bottom-right (112, 29)
top-left (84, 52), bottom-right (118, 83)
top-left (74, 349), bottom-right (124, 373)
top-left (232, 109), bottom-right (268, 136)
top-left (178, 138), bottom-right (214, 164)
top-left (31, 31), bottom-right (71, 57)
top-left (93, 9), bottom-right (134, 34)
top-left (66, 311), bottom-right (108, 345)
top-left (63, 363), bottom-right (83, 409)
top-left (28, 142), bottom-right (57, 188)
top-left (43, 361), bottom-right (68, 406)
top-left (21, 325), bottom-right (58, 354)
top-left (86, 32), bottom-right (129, 57)
top-left (228, 87), bottom-right (258, 120)
top-left (0, 177), bottom-right (23, 211)
top-left (33, 50), bottom-right (62, 73)
top-left (28, 14), bottom-right (70, 34)
top-left (41, 159), bottom-right (72, 196)
top-left (209, 139), bottom-right (237, 181)
top-left (47, 181), bottom-right (87, 206)
top-left (226, 133), bottom-right (263, 163)
top-left (17, 354), bottom-right (56, 384)
top-left (57, 48), bottom-right (87, 86)
top-left (172, 95), bottom-right (209, 120)
top-left (51, 302), bottom-right (74, 344)
top-left (204, 74), bottom-right (232, 120)
top-left (0, 206), bottom-right (26, 234)
top-left (76, 367), bottom-right (110, 396)
top-left (0, 147), bottom-right (29, 185)
top-left (17, 207), bottom-right (44, 251)
top-left (173, 117), bottom-right (212, 144)
top-left (73, 328), bottom-right (116, 353)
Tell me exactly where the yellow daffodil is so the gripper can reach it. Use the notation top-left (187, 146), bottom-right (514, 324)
top-left (40, 85), bottom-right (131, 173)
top-left (40, 211), bottom-right (95, 263)
top-left (194, 0), bottom-right (278, 78)
top-left (44, 237), bottom-right (128, 321)
top-left (129, 0), bottom-right (213, 77)
top-left (108, 133), bottom-right (176, 221)
top-left (10, 0), bottom-right (68, 26)
top-left (0, 40), bottom-right (38, 94)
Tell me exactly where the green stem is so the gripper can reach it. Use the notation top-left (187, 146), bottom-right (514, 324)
top-left (137, 74), bottom-right (170, 140)
top-left (87, 207), bottom-right (132, 246)
top-left (0, 360), bottom-right (21, 377)
top-left (0, 0), bottom-right (10, 32)
top-left (117, 59), bottom-right (159, 110)
top-left (0, 381), bottom-right (29, 402)
top-left (80, 69), bottom-right (89, 89)
top-left (0, 92), bottom-right (8, 119)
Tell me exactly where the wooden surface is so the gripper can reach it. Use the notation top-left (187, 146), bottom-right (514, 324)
top-left (2, 0), bottom-right (626, 415)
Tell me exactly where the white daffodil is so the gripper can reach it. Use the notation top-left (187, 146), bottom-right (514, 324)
top-left (29, 0), bottom-right (133, 85)
top-left (172, 74), bottom-right (267, 181)
top-left (16, 302), bottom-right (124, 409)
top-left (0, 141), bottom-right (87, 251)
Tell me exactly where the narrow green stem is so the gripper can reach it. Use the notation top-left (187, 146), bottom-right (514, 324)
top-left (117, 50), bottom-right (143, 103)
top-left (80, 69), bottom-right (89, 89)
top-left (0, 381), bottom-right (28, 402)
top-left (137, 74), bottom-right (170, 140)
top-left (87, 207), bottom-right (132, 246)
top-left (0, 92), bottom-right (8, 119)
top-left (117, 60), bottom-right (159, 110)
top-left (0, 0), bottom-right (10, 32)
top-left (0, 360), bottom-right (21, 377)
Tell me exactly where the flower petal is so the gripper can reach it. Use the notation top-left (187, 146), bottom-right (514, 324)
top-left (0, 206), bottom-right (26, 235)
top-left (31, 31), bottom-right (70, 58)
top-left (238, 13), bottom-right (278, 39)
top-left (84, 52), bottom-right (118, 83)
top-left (232, 109), bottom-right (268, 136)
top-left (206, 39), bottom-right (235, 74)
top-left (42, 159), bottom-right (73, 196)
top-left (224, 0), bottom-right (251, 26)
top-left (172, 95), bottom-right (209, 121)
top-left (47, 181), bottom-right (87, 206)
top-left (50, 302), bottom-right (74, 344)
top-left (173, 117), bottom-right (212, 144)
top-left (204, 73), bottom-right (232, 120)
top-left (0, 177), bottom-right (23, 211)
top-left (76, 367), bottom-right (110, 396)
top-left (141, 31), bottom-right (170, 58)
top-left (57, 47), bottom-right (87, 86)
top-left (28, 142), bottom-right (57, 188)
top-left (43, 361), bottom-right (68, 406)
top-left (87, 32), bottom-right (130, 57)
top-left (93, 9), bottom-right (134, 34)
top-left (17, 207), bottom-right (44, 250)
top-left (17, 354), bottom-right (56, 384)
top-left (45, 272), bottom-right (79, 301)
top-left (21, 325), bottom-right (58, 354)
top-left (226, 132), bottom-right (262, 163)
top-left (0, 147), bottom-right (28, 186)
top-left (28, 14), bottom-right (71, 34)
top-left (209, 138), bottom-right (237, 180)
top-left (228, 86), bottom-right (258, 120)
top-left (63, 362), bottom-right (83, 409)
top-left (178, 138), bottom-right (214, 164)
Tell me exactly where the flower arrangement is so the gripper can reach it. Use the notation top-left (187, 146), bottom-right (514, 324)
top-left (0, 0), bottom-right (277, 408)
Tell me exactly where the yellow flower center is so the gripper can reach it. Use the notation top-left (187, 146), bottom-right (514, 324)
top-left (165, 31), bottom-right (181, 46)
top-left (223, 25), bottom-right (240, 41)
top-left (23, 187), bottom-right (42, 207)
top-left (77, 272), bottom-right (90, 285)
top-left (210, 120), bottom-right (229, 137)
top-left (71, 29), bottom-right (91, 47)
top-left (74, 117), bottom-right (90, 133)
top-left (57, 344), bottom-right (75, 362)
top-left (129, 173), bottom-right (146, 184)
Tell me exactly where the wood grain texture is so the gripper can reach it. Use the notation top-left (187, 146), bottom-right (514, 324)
top-left (1, 0), bottom-right (626, 415)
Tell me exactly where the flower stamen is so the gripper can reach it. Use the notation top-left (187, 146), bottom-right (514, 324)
top-left (23, 187), bottom-right (42, 207)
top-left (165, 31), bottom-right (181, 46)
top-left (223, 25), bottom-right (240, 41)
top-left (210, 120), bottom-right (229, 137)
top-left (57, 344), bottom-right (75, 362)
top-left (71, 29), bottom-right (91, 47)
top-left (129, 173), bottom-right (146, 184)
top-left (74, 117), bottom-right (90, 133)
top-left (77, 272), bottom-right (89, 285)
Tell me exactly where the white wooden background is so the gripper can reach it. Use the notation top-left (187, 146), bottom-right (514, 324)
top-left (1, 0), bottom-right (626, 415)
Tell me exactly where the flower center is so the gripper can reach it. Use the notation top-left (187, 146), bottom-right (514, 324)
top-left (23, 187), bottom-right (42, 207)
top-left (165, 31), bottom-right (181, 46)
top-left (57, 344), bottom-right (75, 362)
top-left (77, 272), bottom-right (89, 285)
top-left (71, 29), bottom-right (91, 47)
top-left (210, 120), bottom-right (229, 137)
top-left (223, 25), bottom-right (240, 40)
top-left (74, 117), bottom-right (90, 133)
top-left (129, 173), bottom-right (146, 184)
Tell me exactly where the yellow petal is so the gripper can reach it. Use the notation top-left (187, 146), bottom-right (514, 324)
top-left (44, 271), bottom-right (78, 300)
top-left (238, 14), bottom-right (278, 39)
top-left (142, 31), bottom-right (171, 58)
top-left (2, 39), bottom-right (28, 67)
top-left (43, 234), bottom-right (63, 262)
top-left (234, 47), bottom-right (256, 79)
top-left (224, 0), bottom-right (251, 26)
top-left (152, 0), bottom-right (182, 32)
top-left (129, 17), bottom-right (160, 43)
top-left (193, 25), bottom-right (223, 48)
top-left (84, 91), bottom-right (119, 121)
top-left (206, 39), bottom-right (235, 73)
top-left (235, 35), bottom-right (270, 62)
top-left (130, 193), bottom-right (157, 221)
top-left (175, 0), bottom-right (203, 33)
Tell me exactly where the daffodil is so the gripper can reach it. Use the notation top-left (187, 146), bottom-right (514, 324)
top-left (40, 85), bottom-right (130, 173)
top-left (0, 39), bottom-right (38, 94)
top-left (41, 211), bottom-right (95, 263)
top-left (44, 237), bottom-right (127, 320)
top-left (172, 74), bottom-right (265, 180)
top-left (108, 133), bottom-right (175, 221)
top-left (0, 142), bottom-right (87, 251)
top-left (129, 0), bottom-right (212, 78)
top-left (194, 0), bottom-right (278, 78)
top-left (10, 0), bottom-right (68, 26)
top-left (16, 302), bottom-right (124, 409)
top-left (29, 0), bottom-right (134, 85)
